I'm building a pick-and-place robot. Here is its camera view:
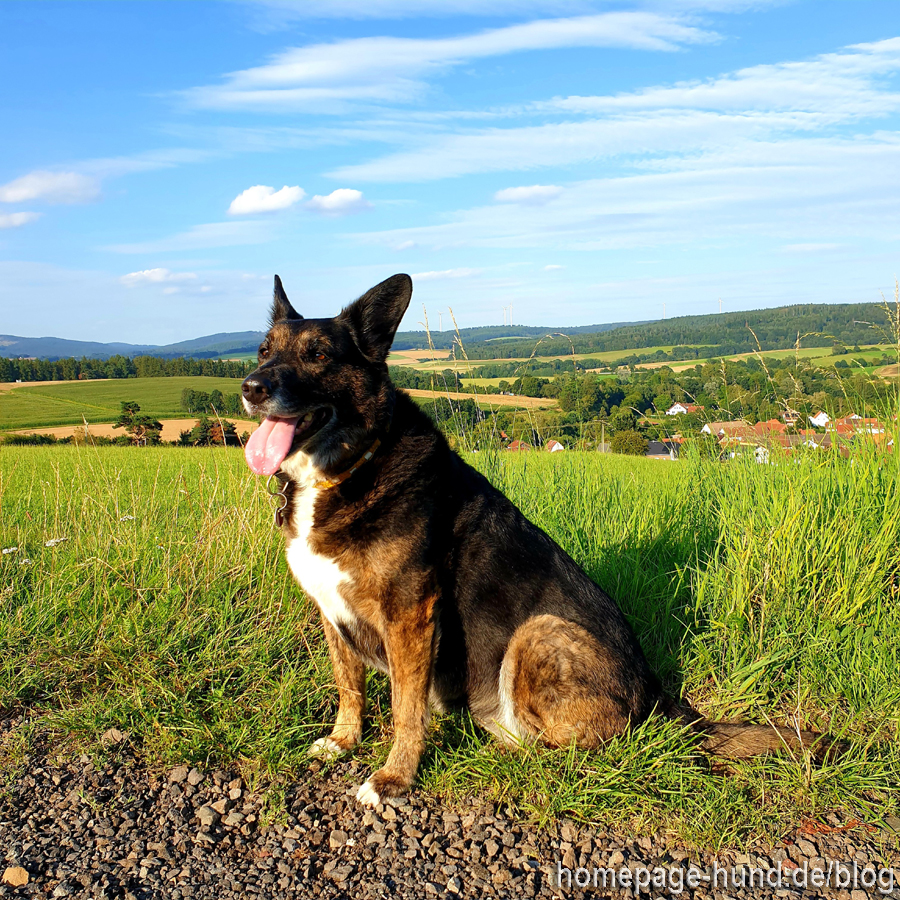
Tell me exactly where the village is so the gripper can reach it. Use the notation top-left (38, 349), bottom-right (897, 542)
top-left (496, 406), bottom-right (892, 461)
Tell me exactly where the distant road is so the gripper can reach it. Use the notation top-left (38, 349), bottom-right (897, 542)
top-left (0, 378), bottom-right (110, 393)
top-left (11, 417), bottom-right (259, 442)
top-left (403, 388), bottom-right (556, 409)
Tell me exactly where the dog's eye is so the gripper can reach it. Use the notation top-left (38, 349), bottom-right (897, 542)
top-left (315, 351), bottom-right (327, 362)
top-left (258, 345), bottom-right (269, 359)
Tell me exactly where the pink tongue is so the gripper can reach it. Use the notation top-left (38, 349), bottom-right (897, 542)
top-left (244, 416), bottom-right (300, 476)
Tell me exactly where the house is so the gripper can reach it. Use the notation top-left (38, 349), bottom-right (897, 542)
top-left (828, 416), bottom-right (885, 435)
top-left (752, 419), bottom-right (787, 436)
top-left (809, 411), bottom-right (830, 428)
top-left (701, 421), bottom-right (753, 442)
top-left (646, 440), bottom-right (679, 460)
top-left (665, 402), bottom-right (705, 416)
top-left (506, 440), bottom-right (532, 452)
top-left (546, 439), bottom-right (566, 453)
top-left (781, 410), bottom-right (802, 426)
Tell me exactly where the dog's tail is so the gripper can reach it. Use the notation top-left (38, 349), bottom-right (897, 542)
top-left (664, 699), bottom-right (846, 763)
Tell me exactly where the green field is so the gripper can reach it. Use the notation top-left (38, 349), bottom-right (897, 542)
top-left (0, 376), bottom-right (249, 431)
top-left (1, 446), bottom-right (897, 845)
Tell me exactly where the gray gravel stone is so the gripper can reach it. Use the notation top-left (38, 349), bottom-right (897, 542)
top-left (0, 713), bottom-right (896, 900)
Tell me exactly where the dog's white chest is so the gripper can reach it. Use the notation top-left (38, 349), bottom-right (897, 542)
top-left (283, 458), bottom-right (356, 630)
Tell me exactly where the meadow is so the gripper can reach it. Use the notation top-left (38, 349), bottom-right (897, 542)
top-left (0, 376), bottom-right (248, 431)
top-left (1, 443), bottom-right (897, 846)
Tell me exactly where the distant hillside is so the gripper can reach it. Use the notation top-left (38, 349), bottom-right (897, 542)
top-left (0, 335), bottom-right (156, 360)
top-left (0, 332), bottom-right (266, 361)
top-left (390, 321), bottom-right (648, 350)
top-left (2, 302), bottom-right (892, 363)
top-left (462, 303), bottom-right (895, 359)
top-left (0, 321), bottom-right (645, 360)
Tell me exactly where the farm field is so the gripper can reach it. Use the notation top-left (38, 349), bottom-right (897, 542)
top-left (648, 344), bottom-right (891, 373)
top-left (388, 344), bottom-right (707, 370)
top-left (0, 376), bottom-right (250, 431)
top-left (0, 446), bottom-right (896, 846)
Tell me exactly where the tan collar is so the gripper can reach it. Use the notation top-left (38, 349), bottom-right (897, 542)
top-left (314, 434), bottom-right (383, 490)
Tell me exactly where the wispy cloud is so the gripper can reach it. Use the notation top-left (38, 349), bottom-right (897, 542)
top-left (495, 184), bottom-right (563, 204)
top-left (0, 171), bottom-right (100, 204)
top-left (0, 212), bottom-right (41, 229)
top-left (332, 38), bottom-right (900, 182)
top-left (412, 267), bottom-right (481, 280)
top-left (106, 220), bottom-right (271, 254)
top-left (185, 13), bottom-right (715, 112)
top-left (121, 268), bottom-right (199, 286)
top-left (228, 184), bottom-right (306, 214)
top-left (306, 188), bottom-right (372, 215)
top-left (348, 134), bottom-right (900, 251)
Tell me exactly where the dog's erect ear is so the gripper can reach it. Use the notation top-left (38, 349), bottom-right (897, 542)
top-left (337, 273), bottom-right (412, 364)
top-left (269, 275), bottom-right (303, 326)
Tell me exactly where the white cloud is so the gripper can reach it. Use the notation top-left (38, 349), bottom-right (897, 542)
top-left (332, 38), bottom-right (900, 182)
top-left (347, 134), bottom-right (900, 252)
top-left (780, 242), bottom-right (844, 254)
top-left (0, 170), bottom-right (100, 204)
top-left (0, 211), bottom-right (41, 229)
top-left (121, 268), bottom-right (199, 286)
top-left (495, 184), bottom-right (562, 204)
top-left (244, 0), bottom-right (596, 23)
top-left (394, 239), bottom-right (417, 250)
top-left (543, 38), bottom-right (900, 118)
top-left (242, 0), bottom-right (777, 25)
top-left (306, 188), bottom-right (372, 215)
top-left (412, 267), bottom-right (481, 281)
top-left (544, 264), bottom-right (565, 270)
top-left (185, 13), bottom-right (715, 111)
top-left (228, 183), bottom-right (306, 214)
top-left (106, 220), bottom-right (271, 254)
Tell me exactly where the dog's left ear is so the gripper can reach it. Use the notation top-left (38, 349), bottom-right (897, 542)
top-left (270, 275), bottom-right (303, 326)
top-left (337, 274), bottom-right (412, 364)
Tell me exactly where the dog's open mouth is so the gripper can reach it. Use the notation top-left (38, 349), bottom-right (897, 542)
top-left (244, 408), bottom-right (330, 476)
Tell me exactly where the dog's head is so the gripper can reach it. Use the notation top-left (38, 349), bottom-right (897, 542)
top-left (241, 273), bottom-right (412, 475)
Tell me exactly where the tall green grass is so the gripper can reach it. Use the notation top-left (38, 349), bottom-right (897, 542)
top-left (0, 444), bottom-right (897, 846)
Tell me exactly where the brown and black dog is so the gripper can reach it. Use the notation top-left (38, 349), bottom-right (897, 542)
top-left (241, 273), bottom-right (833, 807)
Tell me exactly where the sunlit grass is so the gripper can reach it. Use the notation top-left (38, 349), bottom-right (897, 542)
top-left (0, 443), bottom-right (897, 846)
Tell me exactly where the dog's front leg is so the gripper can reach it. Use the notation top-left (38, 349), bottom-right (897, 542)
top-left (309, 618), bottom-right (366, 760)
top-left (356, 600), bottom-right (436, 806)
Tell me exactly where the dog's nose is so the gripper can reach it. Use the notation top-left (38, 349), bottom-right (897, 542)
top-left (242, 375), bottom-right (272, 405)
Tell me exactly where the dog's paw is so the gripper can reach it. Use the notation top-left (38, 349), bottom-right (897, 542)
top-left (308, 737), bottom-right (346, 760)
top-left (355, 769), bottom-right (410, 807)
top-left (355, 779), bottom-right (382, 807)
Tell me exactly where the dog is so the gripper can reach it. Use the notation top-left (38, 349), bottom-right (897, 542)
top-left (241, 273), bottom-right (835, 807)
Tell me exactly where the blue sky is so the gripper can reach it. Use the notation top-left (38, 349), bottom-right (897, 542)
top-left (2, 0), bottom-right (900, 343)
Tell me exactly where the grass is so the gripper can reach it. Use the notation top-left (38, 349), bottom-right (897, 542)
top-left (1, 443), bottom-right (897, 846)
top-left (0, 376), bottom-right (249, 431)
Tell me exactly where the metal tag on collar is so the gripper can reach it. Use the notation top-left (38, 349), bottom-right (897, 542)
top-left (265, 475), bottom-right (290, 527)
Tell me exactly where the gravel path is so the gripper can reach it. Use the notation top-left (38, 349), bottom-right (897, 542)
top-left (1, 717), bottom-right (897, 900)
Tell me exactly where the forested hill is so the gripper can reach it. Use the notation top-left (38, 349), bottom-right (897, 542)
top-left (390, 320), bottom-right (646, 350)
top-left (461, 302), bottom-right (894, 359)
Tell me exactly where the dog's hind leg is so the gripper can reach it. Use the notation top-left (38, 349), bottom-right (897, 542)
top-left (495, 614), bottom-right (654, 748)
top-left (356, 596), bottom-right (438, 806)
top-left (309, 618), bottom-right (366, 760)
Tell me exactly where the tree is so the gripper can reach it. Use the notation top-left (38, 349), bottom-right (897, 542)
top-left (609, 409), bottom-right (636, 433)
top-left (611, 430), bottom-right (648, 456)
top-left (112, 401), bottom-right (162, 446)
top-left (190, 417), bottom-right (214, 446)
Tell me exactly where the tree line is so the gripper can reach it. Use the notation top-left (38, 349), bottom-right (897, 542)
top-left (180, 388), bottom-right (245, 416)
top-left (0, 355), bottom-right (253, 383)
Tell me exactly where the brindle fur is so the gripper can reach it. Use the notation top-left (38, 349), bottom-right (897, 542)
top-left (242, 273), bottom-right (837, 806)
